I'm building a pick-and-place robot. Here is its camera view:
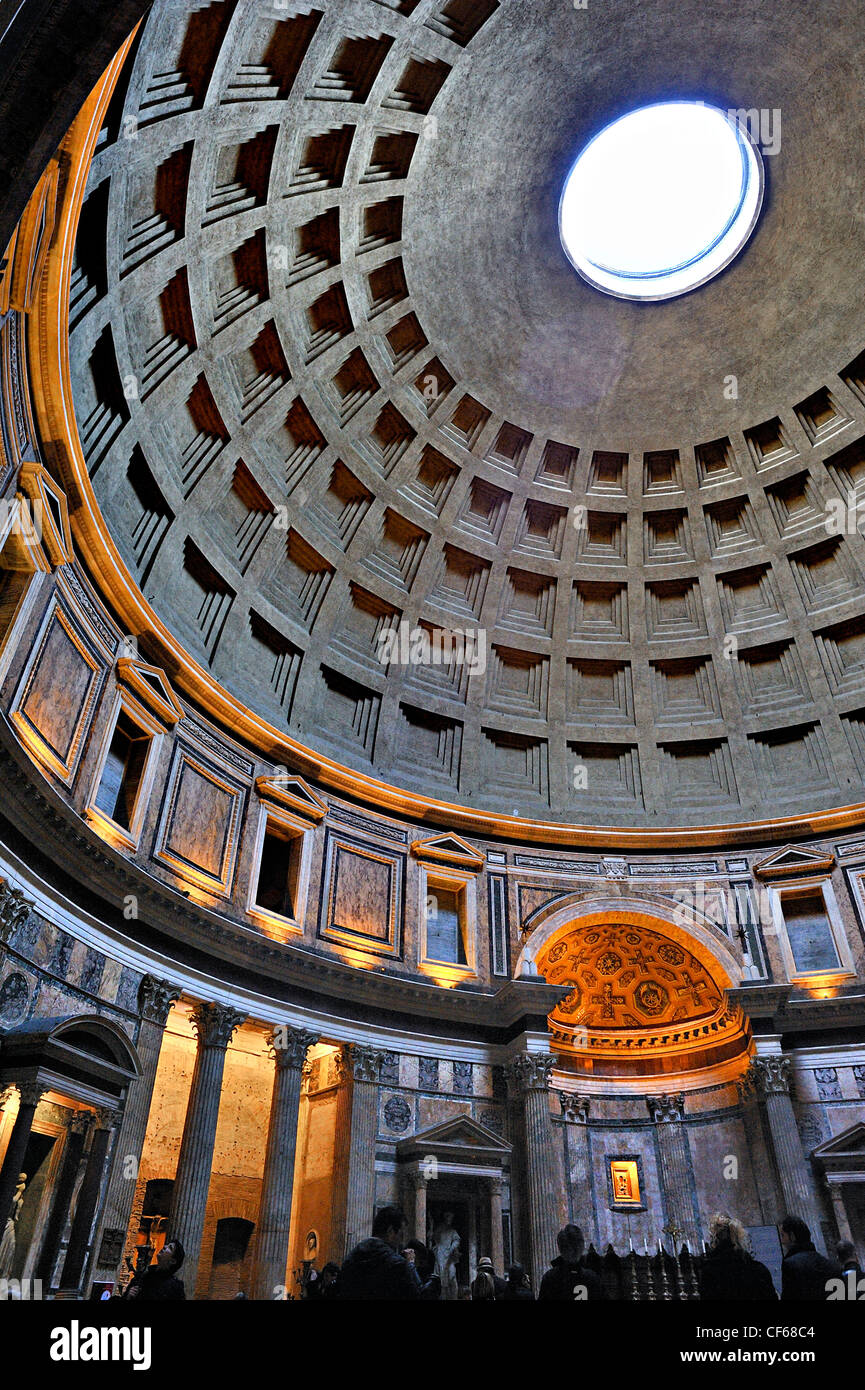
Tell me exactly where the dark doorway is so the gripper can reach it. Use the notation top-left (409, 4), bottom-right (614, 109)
top-left (208, 1217), bottom-right (255, 1299)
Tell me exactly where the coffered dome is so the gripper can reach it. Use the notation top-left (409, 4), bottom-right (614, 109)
top-left (68, 0), bottom-right (865, 827)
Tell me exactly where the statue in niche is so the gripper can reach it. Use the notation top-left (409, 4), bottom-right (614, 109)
top-left (431, 1211), bottom-right (460, 1301)
top-left (0, 1173), bottom-right (27, 1278)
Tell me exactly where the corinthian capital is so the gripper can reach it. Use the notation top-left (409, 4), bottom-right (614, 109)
top-left (190, 1001), bottom-right (246, 1049)
top-left (750, 1056), bottom-right (792, 1097)
top-left (266, 1025), bottom-right (320, 1070)
top-left (93, 1106), bottom-right (122, 1131)
top-left (345, 1043), bottom-right (384, 1084)
top-left (558, 1091), bottom-right (590, 1124)
top-left (139, 975), bottom-right (181, 1026)
top-left (507, 1052), bottom-right (554, 1094)
top-left (16, 1080), bottom-right (45, 1109)
top-left (647, 1093), bottom-right (685, 1124)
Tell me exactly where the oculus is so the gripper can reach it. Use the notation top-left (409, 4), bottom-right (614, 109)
top-left (559, 101), bottom-right (764, 301)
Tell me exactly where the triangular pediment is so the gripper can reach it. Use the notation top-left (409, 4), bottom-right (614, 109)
top-left (18, 461), bottom-right (73, 568)
top-left (256, 772), bottom-right (327, 822)
top-left (397, 1114), bottom-right (511, 1157)
top-left (754, 845), bottom-right (835, 880)
top-left (116, 657), bottom-right (184, 727)
top-left (411, 833), bottom-right (484, 871)
top-left (813, 1121), bottom-right (865, 1161)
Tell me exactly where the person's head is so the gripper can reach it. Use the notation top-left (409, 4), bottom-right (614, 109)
top-left (779, 1215), bottom-right (811, 1252)
top-left (372, 1204), bottom-right (407, 1250)
top-left (156, 1237), bottom-right (184, 1274)
top-left (477, 1256), bottom-right (494, 1274)
top-left (507, 1262), bottom-right (527, 1287)
top-left (707, 1212), bottom-right (749, 1254)
top-left (321, 1262), bottom-right (339, 1286)
top-left (405, 1239), bottom-right (434, 1280)
top-left (837, 1240), bottom-right (857, 1265)
top-left (557, 1223), bottom-right (585, 1264)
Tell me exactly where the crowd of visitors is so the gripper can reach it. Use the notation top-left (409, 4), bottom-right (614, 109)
top-left (120, 1208), bottom-right (859, 1301)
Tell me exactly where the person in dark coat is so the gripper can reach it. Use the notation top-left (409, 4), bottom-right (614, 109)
top-left (502, 1263), bottom-right (534, 1301)
top-left (780, 1215), bottom-right (841, 1301)
top-left (406, 1240), bottom-right (441, 1300)
top-left (538, 1224), bottom-right (604, 1301)
top-left (305, 1261), bottom-right (340, 1300)
top-left (699, 1213), bottom-right (777, 1300)
top-left (337, 1206), bottom-right (421, 1301)
top-left (122, 1237), bottom-right (186, 1301)
top-left (475, 1255), bottom-right (506, 1298)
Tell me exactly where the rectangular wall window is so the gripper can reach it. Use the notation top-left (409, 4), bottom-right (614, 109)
top-left (781, 891), bottom-right (840, 974)
top-left (426, 885), bottom-right (467, 965)
top-left (94, 710), bottom-right (152, 831)
top-left (254, 821), bottom-right (302, 921)
top-left (418, 864), bottom-right (477, 976)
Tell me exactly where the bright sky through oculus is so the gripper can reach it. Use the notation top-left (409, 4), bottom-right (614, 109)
top-left (559, 101), bottom-right (764, 301)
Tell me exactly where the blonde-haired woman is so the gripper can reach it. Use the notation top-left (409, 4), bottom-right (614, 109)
top-left (699, 1212), bottom-right (777, 1301)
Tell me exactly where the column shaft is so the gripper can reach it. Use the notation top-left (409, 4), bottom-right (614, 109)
top-left (753, 1058), bottom-right (827, 1254)
top-left (167, 1002), bottom-right (245, 1296)
top-left (329, 1050), bottom-right (352, 1260)
top-left (648, 1095), bottom-right (701, 1249)
top-left (90, 976), bottom-right (180, 1285)
top-left (35, 1113), bottom-right (89, 1286)
top-left (489, 1178), bottom-right (504, 1274)
top-left (0, 1082), bottom-right (43, 1234)
top-left (508, 1052), bottom-right (558, 1288)
top-left (410, 1174), bottom-right (427, 1244)
top-left (59, 1112), bottom-right (117, 1291)
top-left (251, 1026), bottom-right (318, 1300)
top-left (342, 1045), bottom-right (383, 1253)
top-left (558, 1094), bottom-right (592, 1238)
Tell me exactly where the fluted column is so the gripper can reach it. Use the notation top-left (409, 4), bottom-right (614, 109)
top-left (90, 975), bottom-right (181, 1285)
top-left (59, 1107), bottom-right (120, 1291)
top-left (342, 1045), bottom-right (383, 1253)
top-left (750, 1057), bottom-right (826, 1252)
top-left (251, 1025), bottom-right (319, 1300)
top-left (36, 1111), bottom-right (92, 1287)
top-left (507, 1051), bottom-right (558, 1286)
top-left (558, 1092), bottom-right (593, 1236)
top-left (168, 1001), bottom-right (246, 1295)
top-left (488, 1176), bottom-right (504, 1274)
top-left (647, 1094), bottom-right (701, 1249)
top-left (0, 1080), bottom-right (45, 1234)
